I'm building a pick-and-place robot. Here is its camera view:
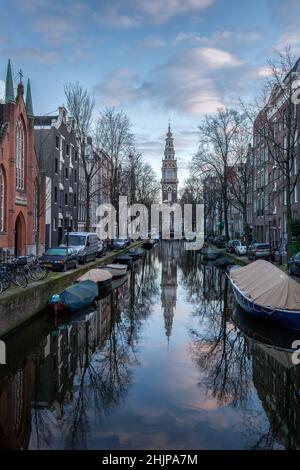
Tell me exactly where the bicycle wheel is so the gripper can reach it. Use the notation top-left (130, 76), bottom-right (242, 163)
top-left (11, 270), bottom-right (28, 288)
top-left (30, 265), bottom-right (46, 281)
top-left (0, 274), bottom-right (10, 291)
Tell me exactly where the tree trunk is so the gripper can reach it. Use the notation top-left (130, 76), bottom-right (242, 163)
top-left (85, 176), bottom-right (90, 232)
top-left (286, 176), bottom-right (293, 263)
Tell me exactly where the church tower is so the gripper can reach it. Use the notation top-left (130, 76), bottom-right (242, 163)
top-left (160, 242), bottom-right (178, 345)
top-left (161, 122), bottom-right (178, 203)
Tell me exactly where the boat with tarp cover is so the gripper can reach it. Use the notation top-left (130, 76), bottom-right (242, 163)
top-left (49, 280), bottom-right (98, 312)
top-left (229, 260), bottom-right (300, 330)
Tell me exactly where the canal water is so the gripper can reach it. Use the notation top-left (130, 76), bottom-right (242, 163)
top-left (0, 241), bottom-right (300, 450)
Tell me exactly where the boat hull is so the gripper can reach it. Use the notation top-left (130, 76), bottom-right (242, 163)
top-left (104, 264), bottom-right (127, 278)
top-left (231, 281), bottom-right (300, 330)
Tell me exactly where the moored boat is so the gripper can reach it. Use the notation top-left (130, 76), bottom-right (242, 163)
top-left (127, 248), bottom-right (144, 260)
top-left (49, 280), bottom-right (98, 312)
top-left (77, 269), bottom-right (112, 295)
top-left (112, 272), bottom-right (129, 290)
top-left (201, 247), bottom-right (220, 261)
top-left (214, 256), bottom-right (233, 268)
top-left (113, 254), bottom-right (133, 267)
top-left (229, 260), bottom-right (300, 330)
top-left (102, 264), bottom-right (127, 278)
top-left (143, 239), bottom-right (155, 249)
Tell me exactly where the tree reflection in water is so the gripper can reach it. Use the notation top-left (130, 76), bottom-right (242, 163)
top-left (31, 254), bottom-right (160, 450)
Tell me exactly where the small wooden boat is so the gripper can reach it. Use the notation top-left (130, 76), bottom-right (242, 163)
top-left (49, 280), bottom-right (98, 312)
top-left (112, 273), bottom-right (129, 290)
top-left (229, 260), bottom-right (300, 330)
top-left (77, 269), bottom-right (112, 295)
top-left (202, 247), bottom-right (220, 261)
top-left (127, 248), bottom-right (144, 260)
top-left (214, 256), bottom-right (233, 268)
top-left (143, 239), bottom-right (155, 249)
top-left (102, 264), bottom-right (127, 278)
top-left (113, 254), bottom-right (133, 267)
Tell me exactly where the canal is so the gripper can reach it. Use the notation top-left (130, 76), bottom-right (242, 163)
top-left (0, 241), bottom-right (300, 450)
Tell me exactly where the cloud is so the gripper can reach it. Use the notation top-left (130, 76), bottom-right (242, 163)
top-left (6, 47), bottom-right (59, 64)
top-left (95, 69), bottom-right (145, 107)
top-left (139, 37), bottom-right (167, 48)
top-left (32, 16), bottom-right (80, 46)
top-left (0, 80), bottom-right (5, 103)
top-left (172, 29), bottom-right (263, 47)
top-left (97, 0), bottom-right (215, 27)
top-left (95, 46), bottom-right (244, 115)
top-left (257, 65), bottom-right (273, 77)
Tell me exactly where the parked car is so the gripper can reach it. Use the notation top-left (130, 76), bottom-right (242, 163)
top-left (247, 243), bottom-right (274, 261)
top-left (41, 247), bottom-right (78, 272)
top-left (113, 238), bottom-right (128, 249)
top-left (61, 232), bottom-right (98, 264)
top-left (235, 242), bottom-right (247, 256)
top-left (288, 252), bottom-right (300, 276)
top-left (226, 240), bottom-right (240, 253)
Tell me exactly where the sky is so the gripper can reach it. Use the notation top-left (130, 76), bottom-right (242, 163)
top-left (1, 0), bottom-right (300, 184)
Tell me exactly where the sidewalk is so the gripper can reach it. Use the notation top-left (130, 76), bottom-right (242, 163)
top-left (0, 241), bottom-right (144, 338)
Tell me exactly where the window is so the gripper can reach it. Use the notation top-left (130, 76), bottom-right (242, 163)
top-left (53, 217), bottom-right (58, 230)
top-left (74, 193), bottom-right (77, 207)
top-left (66, 144), bottom-right (69, 156)
top-left (75, 151), bottom-right (78, 162)
top-left (65, 193), bottom-right (68, 206)
top-left (65, 167), bottom-right (69, 179)
top-left (294, 184), bottom-right (298, 204)
top-left (54, 186), bottom-right (58, 203)
top-left (55, 136), bottom-right (59, 149)
top-left (74, 169), bottom-right (77, 183)
top-left (16, 119), bottom-right (25, 190)
top-left (0, 166), bottom-right (5, 231)
top-left (55, 158), bottom-right (58, 174)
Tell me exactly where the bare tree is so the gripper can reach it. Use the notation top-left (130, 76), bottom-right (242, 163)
top-left (122, 152), bottom-right (160, 207)
top-left (192, 109), bottom-right (242, 241)
top-left (64, 82), bottom-right (95, 231)
top-left (95, 108), bottom-right (134, 211)
top-left (227, 120), bottom-right (254, 246)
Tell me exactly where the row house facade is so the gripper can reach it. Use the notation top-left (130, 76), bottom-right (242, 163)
top-left (252, 58), bottom-right (300, 247)
top-left (0, 60), bottom-right (45, 256)
top-left (78, 136), bottom-right (112, 232)
top-left (34, 107), bottom-right (80, 249)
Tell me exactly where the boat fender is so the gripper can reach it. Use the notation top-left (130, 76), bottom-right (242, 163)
top-left (51, 294), bottom-right (60, 304)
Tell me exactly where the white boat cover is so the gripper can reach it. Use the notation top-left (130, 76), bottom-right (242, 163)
top-left (230, 260), bottom-right (300, 311)
top-left (78, 269), bottom-right (112, 283)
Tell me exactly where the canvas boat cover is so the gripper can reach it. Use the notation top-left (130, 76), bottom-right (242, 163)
top-left (59, 280), bottom-right (98, 311)
top-left (230, 260), bottom-right (300, 311)
top-left (78, 269), bottom-right (112, 283)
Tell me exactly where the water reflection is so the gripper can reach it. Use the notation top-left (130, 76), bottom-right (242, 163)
top-left (0, 241), bottom-right (299, 449)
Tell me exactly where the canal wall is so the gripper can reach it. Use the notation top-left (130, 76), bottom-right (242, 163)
top-left (0, 242), bottom-right (144, 338)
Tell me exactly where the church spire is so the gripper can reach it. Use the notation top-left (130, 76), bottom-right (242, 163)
top-left (26, 79), bottom-right (34, 117)
top-left (5, 59), bottom-right (15, 104)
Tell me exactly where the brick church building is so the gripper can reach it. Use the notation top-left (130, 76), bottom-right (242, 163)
top-left (0, 60), bottom-right (45, 256)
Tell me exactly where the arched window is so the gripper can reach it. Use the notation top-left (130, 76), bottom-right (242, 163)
top-left (0, 166), bottom-right (5, 231)
top-left (16, 119), bottom-right (25, 190)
